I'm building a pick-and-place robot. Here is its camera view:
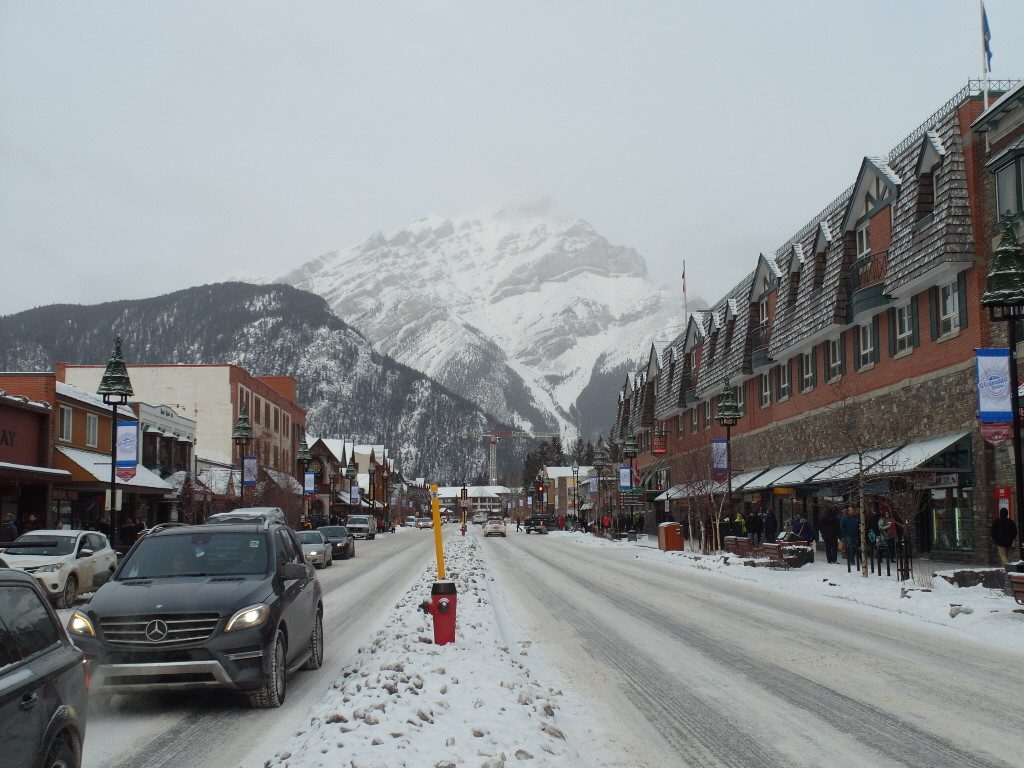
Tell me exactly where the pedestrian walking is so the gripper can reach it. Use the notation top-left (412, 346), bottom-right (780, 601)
top-left (839, 504), bottom-right (860, 567)
top-left (747, 509), bottom-right (763, 545)
top-left (876, 509), bottom-right (896, 564)
top-left (819, 508), bottom-right (840, 564)
top-left (515, 516), bottom-right (522, 532)
top-left (990, 509), bottom-right (1019, 565)
top-left (762, 508), bottom-right (778, 542)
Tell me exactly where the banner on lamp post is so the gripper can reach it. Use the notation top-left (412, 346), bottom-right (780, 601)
top-left (115, 420), bottom-right (138, 480)
top-left (242, 455), bottom-right (258, 486)
top-left (303, 471), bottom-right (315, 495)
top-left (618, 466), bottom-right (631, 490)
top-left (589, 476), bottom-right (598, 496)
top-left (711, 439), bottom-right (729, 482)
top-left (980, 422), bottom-right (1014, 448)
top-left (976, 348), bottom-right (1013, 422)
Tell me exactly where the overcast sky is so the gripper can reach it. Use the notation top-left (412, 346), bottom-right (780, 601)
top-left (3, 1), bottom-right (1024, 316)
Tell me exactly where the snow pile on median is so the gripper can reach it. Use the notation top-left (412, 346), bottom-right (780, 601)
top-left (267, 532), bottom-right (604, 768)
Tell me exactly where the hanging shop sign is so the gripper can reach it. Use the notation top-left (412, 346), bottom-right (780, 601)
top-left (910, 471), bottom-right (958, 490)
top-left (976, 348), bottom-right (1013, 422)
top-left (651, 432), bottom-right (667, 455)
top-left (773, 486), bottom-right (796, 496)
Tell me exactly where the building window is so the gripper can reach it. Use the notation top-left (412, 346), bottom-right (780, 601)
top-left (758, 297), bottom-right (769, 326)
top-left (265, 402), bottom-right (271, 425)
top-left (704, 400), bottom-right (713, 429)
top-left (253, 397), bottom-right (262, 423)
top-left (85, 413), bottom-right (98, 448)
top-left (895, 302), bottom-right (914, 352)
top-left (778, 362), bottom-right (791, 399)
top-left (733, 383), bottom-right (745, 416)
top-left (828, 337), bottom-right (843, 380)
top-left (758, 373), bottom-right (771, 408)
top-left (273, 407), bottom-right (279, 431)
top-left (690, 406), bottom-right (698, 433)
top-left (800, 351), bottom-right (815, 391)
top-left (855, 221), bottom-right (871, 259)
top-left (996, 160), bottom-right (1021, 221)
top-left (930, 487), bottom-right (974, 551)
top-left (814, 251), bottom-right (826, 290)
top-left (939, 280), bottom-right (960, 335)
top-left (916, 172), bottom-right (935, 221)
top-left (59, 405), bottom-right (73, 442)
top-left (858, 322), bottom-right (875, 368)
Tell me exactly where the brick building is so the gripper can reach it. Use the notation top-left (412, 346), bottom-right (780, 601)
top-left (611, 80), bottom-right (1022, 565)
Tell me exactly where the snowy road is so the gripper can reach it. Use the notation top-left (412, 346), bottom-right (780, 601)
top-left (80, 530), bottom-right (435, 768)
top-left (482, 532), bottom-right (1024, 768)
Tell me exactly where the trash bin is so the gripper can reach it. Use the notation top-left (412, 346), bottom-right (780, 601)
top-left (658, 521), bottom-right (684, 551)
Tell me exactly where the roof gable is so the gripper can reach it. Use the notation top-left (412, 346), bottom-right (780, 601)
top-left (645, 344), bottom-right (660, 379)
top-left (842, 156), bottom-right (902, 232)
top-left (915, 130), bottom-right (946, 176)
top-left (749, 253), bottom-right (781, 301)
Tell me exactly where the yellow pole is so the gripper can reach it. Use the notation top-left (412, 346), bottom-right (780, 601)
top-left (430, 484), bottom-right (445, 579)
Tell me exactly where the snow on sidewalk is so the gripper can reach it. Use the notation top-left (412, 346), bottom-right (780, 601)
top-left (265, 531), bottom-right (617, 768)
top-left (550, 532), bottom-right (1024, 646)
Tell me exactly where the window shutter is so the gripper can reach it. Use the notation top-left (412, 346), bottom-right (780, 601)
top-left (929, 286), bottom-right (939, 339)
top-left (910, 295), bottom-right (920, 347)
top-left (957, 271), bottom-right (968, 330)
top-left (810, 349), bottom-right (818, 387)
top-left (822, 341), bottom-right (830, 375)
top-left (852, 326), bottom-right (861, 370)
top-left (839, 332), bottom-right (847, 376)
top-left (887, 309), bottom-right (897, 357)
top-left (872, 316), bottom-right (881, 363)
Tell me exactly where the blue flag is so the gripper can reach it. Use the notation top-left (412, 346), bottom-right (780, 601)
top-left (982, 2), bottom-right (993, 72)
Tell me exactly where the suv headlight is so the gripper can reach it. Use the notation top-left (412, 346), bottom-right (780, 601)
top-left (225, 603), bottom-right (270, 633)
top-left (32, 563), bottom-right (63, 573)
top-left (68, 610), bottom-right (96, 637)
top-left (308, 550), bottom-right (319, 557)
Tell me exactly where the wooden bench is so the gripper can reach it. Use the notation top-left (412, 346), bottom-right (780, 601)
top-left (762, 541), bottom-right (789, 569)
top-left (1009, 573), bottom-right (1024, 606)
top-left (723, 536), bottom-right (739, 554)
top-left (733, 537), bottom-right (754, 558)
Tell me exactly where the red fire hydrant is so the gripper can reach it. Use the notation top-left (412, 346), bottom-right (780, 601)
top-left (460, 523), bottom-right (467, 537)
top-left (419, 580), bottom-right (457, 645)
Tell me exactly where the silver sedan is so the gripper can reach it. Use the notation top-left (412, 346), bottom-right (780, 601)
top-left (296, 530), bottom-right (333, 568)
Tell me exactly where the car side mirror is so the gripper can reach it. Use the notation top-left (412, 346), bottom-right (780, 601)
top-left (279, 562), bottom-right (306, 581)
top-left (78, 548), bottom-right (94, 558)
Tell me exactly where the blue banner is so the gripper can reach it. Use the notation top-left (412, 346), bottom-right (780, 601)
top-left (976, 348), bottom-right (1013, 422)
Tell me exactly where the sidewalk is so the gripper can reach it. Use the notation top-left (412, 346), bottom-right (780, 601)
top-left (552, 531), bottom-right (1024, 646)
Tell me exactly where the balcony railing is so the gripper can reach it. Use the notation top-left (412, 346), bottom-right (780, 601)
top-left (750, 324), bottom-right (770, 351)
top-left (851, 250), bottom-right (888, 293)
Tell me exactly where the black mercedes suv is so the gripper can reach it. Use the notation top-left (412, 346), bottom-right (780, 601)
top-left (67, 522), bottom-right (323, 708)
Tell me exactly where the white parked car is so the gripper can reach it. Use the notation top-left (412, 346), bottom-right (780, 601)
top-left (297, 529), bottom-right (333, 568)
top-left (482, 518), bottom-right (507, 537)
top-left (346, 514), bottom-right (377, 539)
top-left (1, 529), bottom-right (117, 607)
top-left (472, 511), bottom-right (485, 525)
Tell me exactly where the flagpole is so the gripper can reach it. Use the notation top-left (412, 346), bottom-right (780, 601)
top-left (980, 0), bottom-right (989, 109)
top-left (681, 260), bottom-right (688, 325)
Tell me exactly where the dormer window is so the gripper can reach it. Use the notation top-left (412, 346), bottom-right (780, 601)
top-left (916, 172), bottom-right (935, 221)
top-left (915, 131), bottom-right (945, 223)
top-left (758, 296), bottom-right (769, 326)
top-left (814, 251), bottom-right (826, 290)
top-left (855, 222), bottom-right (871, 259)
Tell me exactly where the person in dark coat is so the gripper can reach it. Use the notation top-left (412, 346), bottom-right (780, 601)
top-left (762, 508), bottom-right (778, 542)
top-left (839, 504), bottom-right (860, 565)
top-left (991, 509), bottom-right (1019, 564)
top-left (747, 508), bottom-right (763, 545)
top-left (794, 514), bottom-right (813, 543)
top-left (819, 508), bottom-right (840, 564)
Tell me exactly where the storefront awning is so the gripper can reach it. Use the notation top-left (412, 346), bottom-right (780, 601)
top-left (808, 448), bottom-right (899, 483)
top-left (730, 468), bottom-right (771, 491)
top-left (0, 460), bottom-right (71, 481)
top-left (772, 455), bottom-right (844, 485)
top-left (741, 463), bottom-right (805, 491)
top-left (56, 446), bottom-right (173, 493)
top-left (865, 432), bottom-right (970, 477)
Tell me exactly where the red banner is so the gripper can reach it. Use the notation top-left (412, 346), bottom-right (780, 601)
top-left (980, 422), bottom-right (1013, 448)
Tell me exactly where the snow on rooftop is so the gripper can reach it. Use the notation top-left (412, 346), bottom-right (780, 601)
top-left (56, 381), bottom-right (134, 417)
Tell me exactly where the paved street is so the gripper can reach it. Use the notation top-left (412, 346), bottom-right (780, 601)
top-left (80, 530), bottom-right (435, 768)
top-left (482, 532), bottom-right (1024, 768)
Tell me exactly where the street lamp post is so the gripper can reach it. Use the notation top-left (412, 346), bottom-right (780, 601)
top-left (624, 434), bottom-right (639, 531)
top-left (97, 337), bottom-right (134, 547)
top-left (345, 459), bottom-right (357, 522)
top-left (296, 436), bottom-right (312, 526)
top-left (595, 440), bottom-right (610, 536)
top-left (571, 462), bottom-right (579, 530)
top-left (369, 460), bottom-right (378, 528)
top-left (715, 384), bottom-right (742, 545)
top-left (232, 402), bottom-right (253, 505)
top-left (982, 217), bottom-right (1024, 563)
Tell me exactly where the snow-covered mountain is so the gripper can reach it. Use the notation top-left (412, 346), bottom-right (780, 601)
top-left (279, 199), bottom-right (687, 439)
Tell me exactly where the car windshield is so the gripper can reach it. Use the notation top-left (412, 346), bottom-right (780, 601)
top-left (348, 516), bottom-right (369, 525)
top-left (319, 527), bottom-right (348, 537)
top-left (4, 534), bottom-right (78, 556)
top-left (117, 532), bottom-right (270, 578)
top-left (298, 531), bottom-right (323, 544)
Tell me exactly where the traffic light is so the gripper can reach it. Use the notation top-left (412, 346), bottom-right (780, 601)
top-left (535, 482), bottom-right (545, 496)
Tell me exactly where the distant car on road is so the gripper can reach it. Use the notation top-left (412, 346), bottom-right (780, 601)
top-left (346, 514), bottom-right (377, 540)
top-left (1, 530), bottom-right (117, 608)
top-left (0, 567), bottom-right (89, 768)
top-left (415, 517), bottom-right (433, 529)
top-left (317, 526), bottom-right (355, 559)
top-left (524, 515), bottom-right (554, 534)
top-left (404, 515), bottom-right (416, 527)
top-left (482, 518), bottom-right (507, 537)
top-left (472, 512), bottom-right (485, 525)
top-left (68, 522), bottom-right (323, 709)
top-left (296, 530), bottom-right (332, 568)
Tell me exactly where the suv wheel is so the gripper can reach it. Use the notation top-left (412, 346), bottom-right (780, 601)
top-left (43, 732), bottom-right (77, 768)
top-left (57, 574), bottom-right (78, 608)
top-left (303, 610), bottom-right (324, 670)
top-left (248, 631), bottom-right (287, 708)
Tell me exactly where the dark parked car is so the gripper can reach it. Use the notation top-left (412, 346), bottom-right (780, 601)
top-left (317, 526), bottom-right (355, 560)
top-left (67, 522), bottom-right (323, 708)
top-left (0, 568), bottom-right (88, 768)
top-left (524, 515), bottom-right (554, 534)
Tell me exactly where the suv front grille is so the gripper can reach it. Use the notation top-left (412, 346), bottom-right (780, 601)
top-left (99, 613), bottom-right (221, 645)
